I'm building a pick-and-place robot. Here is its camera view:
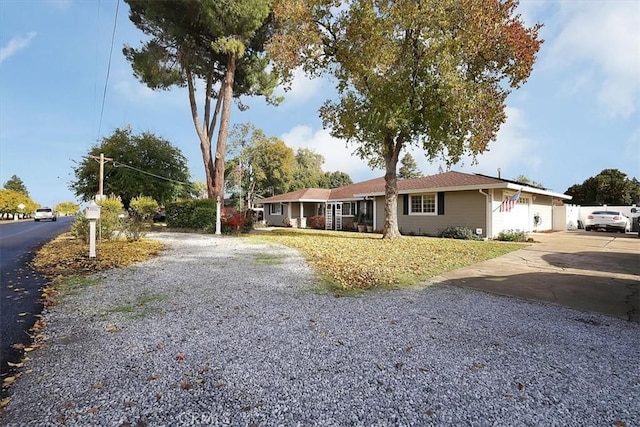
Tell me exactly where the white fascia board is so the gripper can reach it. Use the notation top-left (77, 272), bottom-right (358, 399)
top-left (355, 183), bottom-right (572, 200)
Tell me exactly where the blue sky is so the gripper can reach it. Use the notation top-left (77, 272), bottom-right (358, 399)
top-left (1, 0), bottom-right (638, 208)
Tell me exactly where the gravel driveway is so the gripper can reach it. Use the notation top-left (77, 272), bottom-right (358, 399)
top-left (2, 233), bottom-right (639, 426)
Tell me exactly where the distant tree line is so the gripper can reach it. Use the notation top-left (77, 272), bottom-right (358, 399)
top-left (565, 169), bottom-right (640, 206)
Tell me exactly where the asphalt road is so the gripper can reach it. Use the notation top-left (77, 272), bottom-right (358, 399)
top-left (0, 216), bottom-right (73, 380)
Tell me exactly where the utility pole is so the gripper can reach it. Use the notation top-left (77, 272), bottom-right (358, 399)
top-left (90, 153), bottom-right (113, 200)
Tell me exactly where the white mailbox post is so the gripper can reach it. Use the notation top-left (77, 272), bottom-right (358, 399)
top-left (85, 201), bottom-right (101, 258)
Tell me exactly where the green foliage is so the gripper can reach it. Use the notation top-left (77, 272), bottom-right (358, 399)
top-left (129, 195), bottom-right (159, 222)
top-left (514, 175), bottom-right (545, 189)
top-left (3, 174), bottom-right (29, 196)
top-left (98, 195), bottom-right (125, 240)
top-left (166, 199), bottom-right (217, 229)
top-left (124, 0), bottom-right (279, 200)
top-left (70, 214), bottom-right (90, 243)
top-left (71, 195), bottom-right (125, 242)
top-left (55, 201), bottom-right (79, 215)
top-left (270, 0), bottom-right (542, 238)
top-left (226, 123), bottom-right (295, 201)
top-left (324, 171), bottom-right (353, 188)
top-left (565, 169), bottom-right (640, 205)
top-left (398, 154), bottom-right (423, 179)
top-left (439, 226), bottom-right (479, 240)
top-left (496, 229), bottom-right (528, 242)
top-left (70, 127), bottom-right (191, 208)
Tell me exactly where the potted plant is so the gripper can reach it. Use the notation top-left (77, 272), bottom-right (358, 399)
top-left (356, 213), bottom-right (366, 232)
top-left (365, 220), bottom-right (374, 233)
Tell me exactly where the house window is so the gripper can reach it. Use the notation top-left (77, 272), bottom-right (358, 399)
top-left (410, 194), bottom-right (436, 215)
top-left (269, 203), bottom-right (282, 215)
top-left (342, 202), bottom-right (356, 216)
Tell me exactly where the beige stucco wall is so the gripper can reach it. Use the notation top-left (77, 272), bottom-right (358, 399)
top-left (375, 190), bottom-right (488, 236)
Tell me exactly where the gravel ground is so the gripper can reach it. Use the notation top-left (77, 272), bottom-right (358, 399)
top-left (2, 232), bottom-right (639, 427)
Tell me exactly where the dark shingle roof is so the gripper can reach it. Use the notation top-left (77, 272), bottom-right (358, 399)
top-left (260, 171), bottom-right (566, 203)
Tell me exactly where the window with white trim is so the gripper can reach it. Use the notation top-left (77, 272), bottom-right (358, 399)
top-left (269, 203), bottom-right (282, 215)
top-left (410, 194), bottom-right (436, 214)
top-left (342, 202), bottom-right (356, 216)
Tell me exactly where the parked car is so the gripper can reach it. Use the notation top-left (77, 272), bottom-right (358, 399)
top-left (34, 207), bottom-right (57, 222)
top-left (584, 210), bottom-right (630, 233)
top-left (152, 211), bottom-right (166, 222)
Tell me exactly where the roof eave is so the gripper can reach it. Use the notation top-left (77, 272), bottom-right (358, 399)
top-left (355, 183), bottom-right (572, 200)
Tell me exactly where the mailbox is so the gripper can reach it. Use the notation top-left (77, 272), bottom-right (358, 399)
top-left (85, 200), bottom-right (101, 220)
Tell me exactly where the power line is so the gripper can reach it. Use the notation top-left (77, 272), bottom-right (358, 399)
top-left (113, 161), bottom-right (192, 186)
top-left (97, 0), bottom-right (120, 140)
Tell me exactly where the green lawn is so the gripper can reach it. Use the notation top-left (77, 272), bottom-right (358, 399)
top-left (248, 229), bottom-right (525, 291)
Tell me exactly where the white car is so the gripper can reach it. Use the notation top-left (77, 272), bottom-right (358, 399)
top-left (34, 207), bottom-right (58, 222)
top-left (584, 210), bottom-right (630, 233)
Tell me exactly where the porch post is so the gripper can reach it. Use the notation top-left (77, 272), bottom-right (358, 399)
top-left (299, 201), bottom-right (304, 228)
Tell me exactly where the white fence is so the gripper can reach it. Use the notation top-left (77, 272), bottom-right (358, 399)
top-left (553, 204), bottom-right (639, 231)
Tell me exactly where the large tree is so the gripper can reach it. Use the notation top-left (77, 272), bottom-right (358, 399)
top-left (269, 0), bottom-right (542, 238)
top-left (226, 124), bottom-right (295, 208)
top-left (70, 127), bottom-right (191, 208)
top-left (123, 0), bottom-right (279, 200)
top-left (3, 175), bottom-right (29, 196)
top-left (566, 169), bottom-right (640, 205)
top-left (398, 153), bottom-right (423, 179)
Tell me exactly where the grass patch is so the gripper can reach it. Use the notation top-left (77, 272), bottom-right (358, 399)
top-left (248, 229), bottom-right (526, 291)
top-left (54, 276), bottom-right (100, 297)
top-left (104, 292), bottom-right (166, 318)
top-left (254, 253), bottom-right (286, 266)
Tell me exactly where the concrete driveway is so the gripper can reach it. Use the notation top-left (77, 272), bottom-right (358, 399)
top-left (432, 231), bottom-right (640, 322)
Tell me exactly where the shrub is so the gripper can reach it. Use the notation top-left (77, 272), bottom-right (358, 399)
top-left (98, 195), bottom-right (124, 240)
top-left (129, 196), bottom-right (158, 222)
top-left (70, 195), bottom-right (125, 242)
top-left (439, 226), bottom-right (478, 240)
top-left (496, 229), bottom-right (528, 242)
top-left (222, 210), bottom-right (247, 235)
top-left (166, 199), bottom-right (217, 229)
top-left (308, 215), bottom-right (325, 230)
top-left (70, 213), bottom-right (90, 243)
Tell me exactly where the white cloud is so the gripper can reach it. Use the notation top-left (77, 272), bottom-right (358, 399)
top-left (545, 1), bottom-right (640, 117)
top-left (275, 68), bottom-right (325, 105)
top-left (280, 125), bottom-right (377, 179)
top-left (0, 32), bottom-right (37, 63)
top-left (410, 107), bottom-right (543, 180)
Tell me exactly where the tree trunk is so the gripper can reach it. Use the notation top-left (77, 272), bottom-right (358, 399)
top-left (382, 135), bottom-right (403, 239)
top-left (213, 53), bottom-right (236, 200)
top-left (184, 63), bottom-right (218, 200)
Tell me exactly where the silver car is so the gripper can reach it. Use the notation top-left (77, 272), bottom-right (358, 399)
top-left (584, 210), bottom-right (630, 233)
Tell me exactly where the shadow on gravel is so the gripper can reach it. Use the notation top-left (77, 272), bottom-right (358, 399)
top-left (445, 271), bottom-right (639, 323)
top-left (542, 251), bottom-right (640, 277)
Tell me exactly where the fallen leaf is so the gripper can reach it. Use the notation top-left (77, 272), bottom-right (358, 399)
top-left (175, 353), bottom-right (185, 361)
top-left (0, 398), bottom-right (11, 408)
top-left (7, 361), bottom-right (24, 368)
top-left (106, 325), bottom-right (119, 333)
top-left (93, 382), bottom-right (104, 389)
top-left (88, 407), bottom-right (100, 415)
top-left (148, 374), bottom-right (161, 381)
top-left (180, 381), bottom-right (192, 390)
top-left (3, 376), bottom-right (18, 386)
top-left (18, 312), bottom-right (28, 317)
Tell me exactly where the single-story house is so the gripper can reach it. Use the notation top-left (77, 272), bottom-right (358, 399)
top-left (261, 171), bottom-right (572, 239)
